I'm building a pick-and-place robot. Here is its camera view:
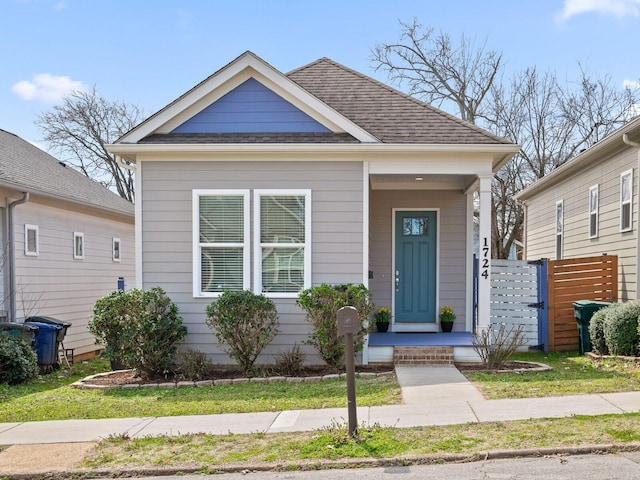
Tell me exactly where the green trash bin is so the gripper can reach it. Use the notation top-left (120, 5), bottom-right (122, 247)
top-left (573, 300), bottom-right (613, 355)
top-left (0, 322), bottom-right (38, 345)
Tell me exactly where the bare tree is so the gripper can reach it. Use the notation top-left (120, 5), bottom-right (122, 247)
top-left (372, 18), bottom-right (503, 123)
top-left (35, 86), bottom-right (144, 202)
top-left (372, 21), bottom-right (640, 258)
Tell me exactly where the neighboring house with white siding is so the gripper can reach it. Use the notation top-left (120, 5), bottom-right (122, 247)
top-left (108, 51), bottom-right (519, 364)
top-left (515, 115), bottom-right (640, 301)
top-left (0, 129), bottom-right (135, 357)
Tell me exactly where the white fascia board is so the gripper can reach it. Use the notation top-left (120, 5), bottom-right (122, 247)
top-left (117, 52), bottom-right (378, 144)
top-left (107, 142), bottom-right (519, 164)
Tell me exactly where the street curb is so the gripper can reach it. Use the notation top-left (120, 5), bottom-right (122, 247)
top-left (3, 442), bottom-right (640, 480)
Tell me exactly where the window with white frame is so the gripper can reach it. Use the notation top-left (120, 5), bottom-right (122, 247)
top-left (193, 190), bottom-right (250, 296)
top-left (589, 185), bottom-right (599, 238)
top-left (621, 169), bottom-right (633, 232)
top-left (112, 237), bottom-right (121, 262)
top-left (555, 200), bottom-right (563, 260)
top-left (25, 224), bottom-right (38, 256)
top-left (255, 190), bottom-right (310, 296)
top-left (73, 232), bottom-right (84, 259)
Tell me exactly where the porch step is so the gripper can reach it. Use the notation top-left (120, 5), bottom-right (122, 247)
top-left (393, 346), bottom-right (454, 366)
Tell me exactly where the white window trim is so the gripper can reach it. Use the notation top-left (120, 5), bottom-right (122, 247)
top-left (254, 189), bottom-right (311, 298)
top-left (620, 169), bottom-right (633, 232)
top-left (25, 224), bottom-right (39, 257)
top-left (192, 189), bottom-right (251, 298)
top-left (73, 232), bottom-right (84, 260)
top-left (589, 185), bottom-right (599, 239)
top-left (555, 200), bottom-right (563, 260)
top-left (112, 237), bottom-right (121, 262)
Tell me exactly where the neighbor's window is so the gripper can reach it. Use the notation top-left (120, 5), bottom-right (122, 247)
top-left (621, 169), bottom-right (633, 232)
top-left (254, 190), bottom-right (311, 296)
top-left (112, 238), bottom-right (121, 262)
top-left (589, 185), bottom-right (599, 239)
top-left (25, 224), bottom-right (38, 256)
top-left (193, 190), bottom-right (250, 296)
top-left (555, 200), bottom-right (563, 260)
top-left (73, 232), bottom-right (84, 259)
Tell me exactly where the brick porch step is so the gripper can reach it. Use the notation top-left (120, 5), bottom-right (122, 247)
top-left (393, 346), bottom-right (454, 366)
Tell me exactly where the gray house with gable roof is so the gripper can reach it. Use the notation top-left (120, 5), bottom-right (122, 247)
top-left (109, 52), bottom-right (519, 364)
top-left (0, 129), bottom-right (135, 358)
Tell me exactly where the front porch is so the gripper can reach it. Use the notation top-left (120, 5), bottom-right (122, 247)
top-left (366, 332), bottom-right (480, 364)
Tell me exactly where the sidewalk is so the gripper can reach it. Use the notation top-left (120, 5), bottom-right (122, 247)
top-left (1, 366), bottom-right (639, 474)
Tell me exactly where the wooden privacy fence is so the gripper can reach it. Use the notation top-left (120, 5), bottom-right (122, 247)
top-left (479, 254), bottom-right (618, 352)
top-left (546, 254), bottom-right (618, 351)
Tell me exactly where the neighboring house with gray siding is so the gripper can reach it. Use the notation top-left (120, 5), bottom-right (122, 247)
top-left (109, 51), bottom-right (519, 364)
top-left (515, 116), bottom-right (640, 301)
top-left (0, 129), bottom-right (135, 357)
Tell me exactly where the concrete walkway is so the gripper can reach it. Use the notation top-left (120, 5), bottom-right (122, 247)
top-left (1, 366), bottom-right (640, 474)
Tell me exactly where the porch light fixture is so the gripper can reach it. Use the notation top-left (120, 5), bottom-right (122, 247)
top-left (415, 177), bottom-right (423, 181)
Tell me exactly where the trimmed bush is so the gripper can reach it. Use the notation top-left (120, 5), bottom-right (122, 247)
top-left (90, 287), bottom-right (187, 377)
top-left (297, 283), bottom-right (374, 370)
top-left (177, 348), bottom-right (214, 381)
top-left (0, 336), bottom-right (38, 385)
top-left (588, 307), bottom-right (611, 355)
top-left (205, 290), bottom-right (279, 374)
top-left (603, 301), bottom-right (640, 356)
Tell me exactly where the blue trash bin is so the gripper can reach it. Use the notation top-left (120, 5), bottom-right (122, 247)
top-left (24, 321), bottom-right (62, 367)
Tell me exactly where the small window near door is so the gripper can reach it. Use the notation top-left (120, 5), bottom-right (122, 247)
top-left (589, 185), bottom-right (598, 239)
top-left (621, 169), bottom-right (633, 232)
top-left (73, 232), bottom-right (84, 259)
top-left (112, 237), bottom-right (121, 262)
top-left (25, 224), bottom-right (38, 256)
top-left (555, 200), bottom-right (563, 260)
top-left (402, 217), bottom-right (428, 236)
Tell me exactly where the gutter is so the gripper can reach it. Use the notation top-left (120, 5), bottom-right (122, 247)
top-left (7, 192), bottom-right (29, 322)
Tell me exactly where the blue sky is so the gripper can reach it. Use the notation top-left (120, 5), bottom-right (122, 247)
top-left (3, 0), bottom-right (640, 149)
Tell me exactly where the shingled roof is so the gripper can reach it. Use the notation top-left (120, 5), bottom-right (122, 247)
top-left (0, 129), bottom-right (134, 216)
top-left (286, 58), bottom-right (510, 145)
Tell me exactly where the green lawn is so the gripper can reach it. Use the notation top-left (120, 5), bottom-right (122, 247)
top-left (84, 413), bottom-right (640, 470)
top-left (463, 351), bottom-right (640, 399)
top-left (0, 359), bottom-right (401, 423)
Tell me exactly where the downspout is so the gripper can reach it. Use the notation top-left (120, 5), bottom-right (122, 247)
top-left (7, 192), bottom-right (29, 323)
top-left (116, 155), bottom-right (142, 289)
top-left (623, 134), bottom-right (640, 300)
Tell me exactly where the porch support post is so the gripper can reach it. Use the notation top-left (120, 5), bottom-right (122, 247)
top-left (477, 174), bottom-right (493, 332)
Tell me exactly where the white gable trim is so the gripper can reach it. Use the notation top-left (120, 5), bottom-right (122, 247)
top-left (118, 52), bottom-right (379, 144)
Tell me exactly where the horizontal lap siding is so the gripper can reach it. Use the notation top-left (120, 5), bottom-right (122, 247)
top-left (141, 160), bottom-right (364, 365)
top-left (14, 202), bottom-right (135, 355)
top-left (369, 190), bottom-right (468, 330)
top-left (525, 148), bottom-right (637, 300)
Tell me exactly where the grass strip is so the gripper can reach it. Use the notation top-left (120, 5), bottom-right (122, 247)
top-left (464, 352), bottom-right (640, 399)
top-left (83, 413), bottom-right (640, 470)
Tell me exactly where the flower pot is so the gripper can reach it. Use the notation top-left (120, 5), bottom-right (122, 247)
top-left (376, 321), bottom-right (390, 332)
top-left (441, 322), bottom-right (454, 333)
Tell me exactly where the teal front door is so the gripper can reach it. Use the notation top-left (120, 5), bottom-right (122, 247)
top-left (394, 211), bottom-right (437, 325)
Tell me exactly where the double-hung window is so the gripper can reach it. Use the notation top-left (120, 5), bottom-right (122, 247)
top-left (589, 185), bottom-right (599, 238)
top-left (193, 190), bottom-right (250, 297)
top-left (621, 169), bottom-right (633, 232)
top-left (555, 200), bottom-right (563, 260)
top-left (254, 190), bottom-right (311, 297)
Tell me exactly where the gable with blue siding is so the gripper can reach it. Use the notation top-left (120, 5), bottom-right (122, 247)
top-left (171, 78), bottom-right (331, 133)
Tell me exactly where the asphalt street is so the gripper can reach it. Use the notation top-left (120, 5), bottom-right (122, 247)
top-left (123, 453), bottom-right (640, 480)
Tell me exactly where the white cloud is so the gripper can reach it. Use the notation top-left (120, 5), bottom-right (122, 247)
top-left (623, 79), bottom-right (640, 90)
top-left (556, 0), bottom-right (640, 22)
top-left (11, 73), bottom-right (85, 102)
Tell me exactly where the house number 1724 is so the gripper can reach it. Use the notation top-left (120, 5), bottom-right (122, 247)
top-left (481, 237), bottom-right (489, 279)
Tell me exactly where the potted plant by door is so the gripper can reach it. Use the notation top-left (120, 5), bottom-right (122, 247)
top-left (374, 307), bottom-right (391, 332)
top-left (439, 305), bottom-right (455, 332)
